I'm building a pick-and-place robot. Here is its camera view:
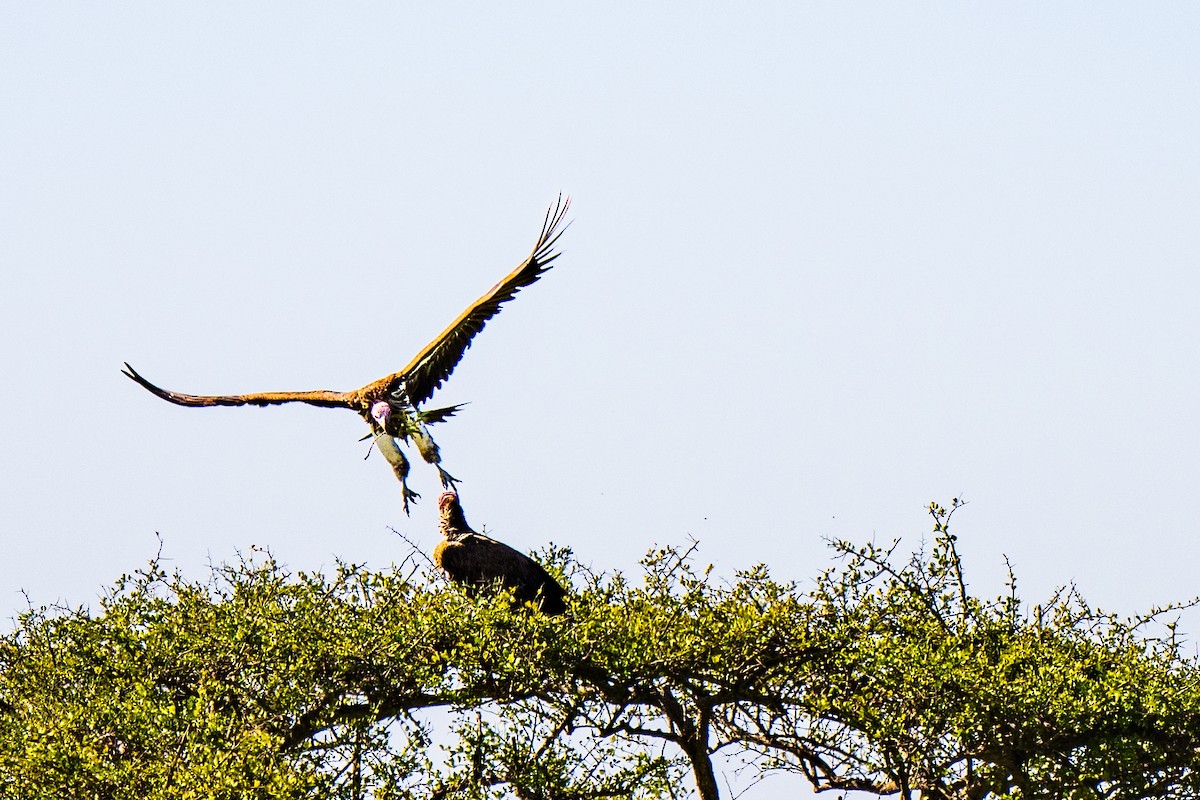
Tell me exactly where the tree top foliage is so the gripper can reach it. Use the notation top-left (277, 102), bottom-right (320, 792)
top-left (3, 500), bottom-right (1199, 800)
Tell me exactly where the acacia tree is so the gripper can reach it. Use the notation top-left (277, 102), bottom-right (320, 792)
top-left (2, 503), bottom-right (1198, 799)
top-left (723, 502), bottom-right (1200, 799)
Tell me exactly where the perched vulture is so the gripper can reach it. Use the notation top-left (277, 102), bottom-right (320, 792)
top-left (433, 492), bottom-right (567, 616)
top-left (123, 197), bottom-right (569, 513)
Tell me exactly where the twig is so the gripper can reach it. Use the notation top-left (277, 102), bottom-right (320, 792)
top-left (388, 526), bottom-right (441, 573)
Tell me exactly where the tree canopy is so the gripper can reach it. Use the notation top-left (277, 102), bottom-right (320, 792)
top-left (3, 500), bottom-right (1198, 800)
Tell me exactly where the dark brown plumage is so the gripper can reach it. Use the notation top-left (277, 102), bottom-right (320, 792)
top-left (433, 492), bottom-right (567, 616)
top-left (122, 197), bottom-right (570, 512)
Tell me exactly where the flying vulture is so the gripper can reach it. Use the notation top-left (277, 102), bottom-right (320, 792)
top-left (433, 491), bottom-right (567, 616)
top-left (123, 197), bottom-right (569, 512)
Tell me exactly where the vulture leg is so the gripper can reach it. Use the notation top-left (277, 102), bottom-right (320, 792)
top-left (410, 424), bottom-right (459, 489)
top-left (374, 434), bottom-right (420, 514)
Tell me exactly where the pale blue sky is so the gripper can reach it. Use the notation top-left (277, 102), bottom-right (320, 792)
top-left (2, 4), bottom-right (1199, 796)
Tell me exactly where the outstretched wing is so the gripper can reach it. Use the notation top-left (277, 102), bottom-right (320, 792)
top-left (373, 195), bottom-right (570, 406)
top-left (122, 363), bottom-right (351, 409)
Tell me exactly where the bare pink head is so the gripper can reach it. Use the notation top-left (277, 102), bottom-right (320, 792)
top-left (437, 491), bottom-right (472, 533)
top-left (438, 491), bottom-right (459, 512)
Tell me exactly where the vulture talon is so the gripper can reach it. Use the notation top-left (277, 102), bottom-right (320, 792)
top-left (436, 466), bottom-right (460, 489)
top-left (400, 485), bottom-right (421, 516)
